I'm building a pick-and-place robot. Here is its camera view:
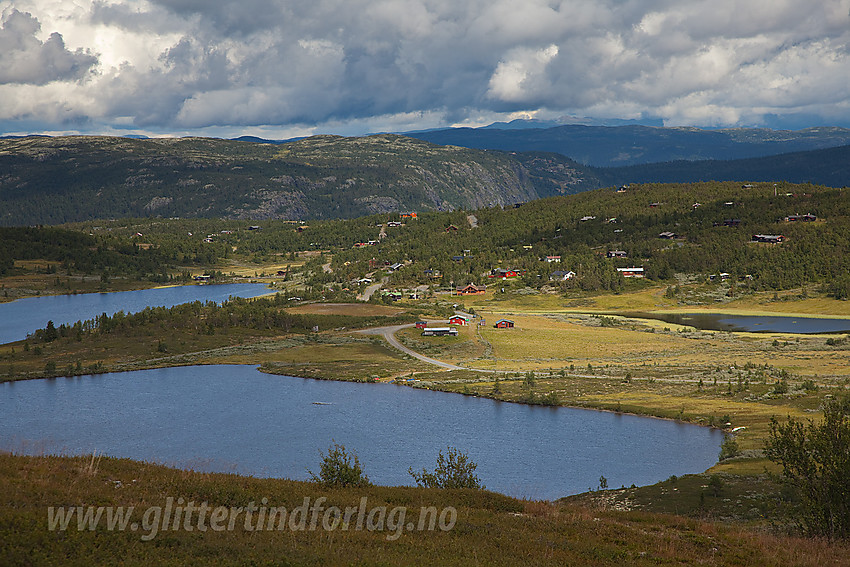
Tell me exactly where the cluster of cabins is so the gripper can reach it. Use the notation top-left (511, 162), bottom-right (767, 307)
top-left (356, 206), bottom-right (807, 296)
top-left (416, 313), bottom-right (514, 335)
top-left (785, 213), bottom-right (816, 222)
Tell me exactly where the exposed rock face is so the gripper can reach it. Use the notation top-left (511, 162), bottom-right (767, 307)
top-left (0, 134), bottom-right (596, 225)
top-left (143, 196), bottom-right (173, 211)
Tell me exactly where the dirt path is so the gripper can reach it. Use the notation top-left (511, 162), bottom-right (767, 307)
top-left (358, 323), bottom-right (468, 370)
top-left (357, 276), bottom-right (387, 301)
top-left (357, 323), bottom-right (722, 388)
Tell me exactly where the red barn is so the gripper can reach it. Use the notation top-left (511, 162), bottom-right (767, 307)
top-left (494, 319), bottom-right (515, 329)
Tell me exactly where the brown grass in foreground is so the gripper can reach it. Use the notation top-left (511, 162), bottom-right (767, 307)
top-left (1, 453), bottom-right (848, 566)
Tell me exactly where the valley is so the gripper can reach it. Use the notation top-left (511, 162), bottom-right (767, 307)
top-left (2, 169), bottom-right (849, 565)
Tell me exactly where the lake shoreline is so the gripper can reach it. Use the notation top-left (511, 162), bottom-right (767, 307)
top-left (0, 281), bottom-right (273, 344)
top-left (1, 358), bottom-right (726, 434)
top-left (596, 311), bottom-right (850, 334)
top-left (0, 364), bottom-right (721, 500)
top-left (259, 363), bottom-right (725, 432)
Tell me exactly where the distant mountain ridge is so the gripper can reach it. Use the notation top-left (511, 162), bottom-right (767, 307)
top-left (407, 124), bottom-right (850, 167)
top-left (0, 134), bottom-right (594, 226)
top-left (0, 133), bottom-right (848, 226)
top-left (595, 144), bottom-right (850, 188)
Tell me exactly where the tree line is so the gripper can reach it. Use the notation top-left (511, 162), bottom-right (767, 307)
top-left (29, 294), bottom-right (416, 343)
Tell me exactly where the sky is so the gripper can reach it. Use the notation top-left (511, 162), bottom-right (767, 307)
top-left (2, 0), bottom-right (850, 139)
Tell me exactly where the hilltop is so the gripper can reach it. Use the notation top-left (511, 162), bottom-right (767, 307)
top-left (0, 134), bottom-right (596, 225)
top-left (3, 180), bottom-right (847, 301)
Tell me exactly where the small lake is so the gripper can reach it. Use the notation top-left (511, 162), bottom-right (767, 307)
top-left (0, 283), bottom-right (271, 344)
top-left (616, 312), bottom-right (850, 334)
top-left (0, 365), bottom-right (722, 500)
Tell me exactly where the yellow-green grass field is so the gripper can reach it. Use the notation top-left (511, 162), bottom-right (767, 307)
top-left (396, 324), bottom-right (486, 365)
top-left (477, 314), bottom-right (694, 368)
top-left (286, 302), bottom-right (407, 317)
top-left (455, 285), bottom-right (850, 318)
top-left (465, 312), bottom-right (850, 379)
top-left (216, 251), bottom-right (314, 278)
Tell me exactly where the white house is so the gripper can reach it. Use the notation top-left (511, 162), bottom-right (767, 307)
top-left (617, 267), bottom-right (645, 278)
top-left (549, 270), bottom-right (576, 281)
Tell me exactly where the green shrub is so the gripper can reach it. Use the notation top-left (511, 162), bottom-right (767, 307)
top-left (409, 447), bottom-right (483, 489)
top-left (766, 396), bottom-right (850, 539)
top-left (308, 442), bottom-right (370, 488)
top-left (708, 475), bottom-right (724, 497)
top-left (718, 434), bottom-right (740, 461)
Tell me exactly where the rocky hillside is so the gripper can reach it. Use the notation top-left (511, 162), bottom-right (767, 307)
top-left (0, 134), bottom-right (598, 225)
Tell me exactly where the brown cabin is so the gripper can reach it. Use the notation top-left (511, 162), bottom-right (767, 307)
top-left (456, 284), bottom-right (486, 295)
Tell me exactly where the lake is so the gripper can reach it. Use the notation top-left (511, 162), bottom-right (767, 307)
top-left (0, 365), bottom-right (722, 500)
top-left (614, 312), bottom-right (850, 334)
top-left (0, 283), bottom-right (271, 344)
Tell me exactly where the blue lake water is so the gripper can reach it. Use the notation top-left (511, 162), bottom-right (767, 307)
top-left (616, 312), bottom-right (850, 334)
top-left (0, 283), bottom-right (271, 344)
top-left (0, 365), bottom-right (722, 500)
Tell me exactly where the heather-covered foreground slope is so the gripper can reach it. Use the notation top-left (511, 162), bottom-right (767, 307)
top-left (2, 453), bottom-right (847, 566)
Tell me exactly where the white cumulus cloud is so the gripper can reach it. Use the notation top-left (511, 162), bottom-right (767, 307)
top-left (0, 8), bottom-right (97, 84)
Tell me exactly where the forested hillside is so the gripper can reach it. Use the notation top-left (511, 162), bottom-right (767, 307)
top-left (409, 124), bottom-right (850, 167)
top-left (0, 135), bottom-right (596, 225)
top-left (595, 145), bottom-right (850, 188)
top-left (299, 181), bottom-right (850, 294)
top-left (0, 226), bottom-right (180, 281)
top-left (55, 181), bottom-right (850, 296)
